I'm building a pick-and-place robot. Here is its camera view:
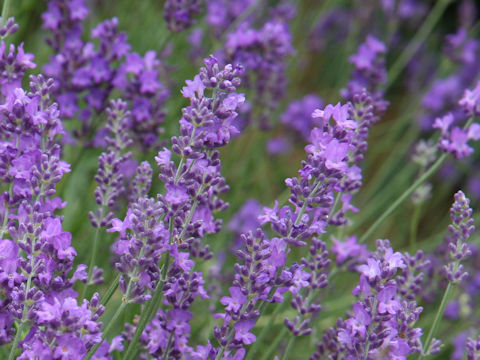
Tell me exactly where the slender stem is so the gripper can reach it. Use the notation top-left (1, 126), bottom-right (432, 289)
top-left (178, 187), bottom-right (203, 240)
top-left (328, 191), bottom-right (342, 222)
top-left (358, 153), bottom-right (447, 244)
top-left (85, 302), bottom-right (128, 360)
top-left (358, 116), bottom-right (475, 244)
top-left (282, 336), bottom-right (296, 360)
top-left (362, 108), bottom-right (419, 201)
top-left (363, 298), bottom-right (378, 358)
top-left (8, 236), bottom-right (36, 360)
top-left (82, 227), bottom-right (101, 299)
top-left (8, 274), bottom-right (33, 360)
top-left (0, 184), bottom-right (12, 238)
top-left (245, 302), bottom-right (284, 360)
top-left (1, 0), bottom-right (11, 24)
top-left (123, 255), bottom-right (170, 360)
top-left (295, 181), bottom-right (323, 227)
top-left (386, 0), bottom-right (451, 89)
top-left (260, 327), bottom-right (288, 360)
top-left (100, 274), bottom-right (120, 307)
top-left (214, 330), bottom-right (235, 360)
top-left (7, 322), bottom-right (23, 360)
top-left (409, 203), bottom-right (422, 251)
top-left (417, 282), bottom-right (453, 360)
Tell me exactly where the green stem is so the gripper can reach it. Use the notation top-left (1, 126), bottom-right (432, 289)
top-left (363, 297), bottom-right (378, 358)
top-left (417, 282), bottom-right (453, 360)
top-left (245, 302), bottom-right (284, 360)
top-left (362, 122), bottom-right (418, 203)
top-left (0, 185), bottom-right (11, 238)
top-left (8, 241), bottom-right (35, 360)
top-left (7, 322), bottom-right (23, 360)
top-left (123, 255), bottom-right (170, 360)
top-left (386, 0), bottom-right (451, 89)
top-left (358, 153), bottom-right (447, 244)
top-left (328, 192), bottom-right (342, 220)
top-left (282, 336), bottom-right (295, 360)
top-left (358, 115), bottom-right (475, 244)
top-left (214, 329), bottom-right (236, 360)
top-left (100, 274), bottom-right (120, 307)
top-left (260, 327), bottom-right (288, 360)
top-left (82, 227), bottom-right (101, 299)
top-left (409, 203), bottom-right (422, 251)
top-left (1, 0), bottom-right (11, 24)
top-left (85, 301), bottom-right (128, 360)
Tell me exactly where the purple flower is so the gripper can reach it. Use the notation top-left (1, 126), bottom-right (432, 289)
top-left (281, 95), bottom-right (324, 139)
top-left (165, 183), bottom-right (189, 205)
top-left (220, 287), bottom-right (246, 313)
top-left (167, 309), bottom-right (193, 333)
top-left (54, 335), bottom-right (87, 359)
top-left (107, 209), bottom-right (133, 237)
top-left (384, 248), bottom-right (406, 271)
top-left (164, 0), bottom-right (202, 32)
top-left (181, 74), bottom-right (205, 100)
top-left (324, 139), bottom-right (349, 170)
top-left (345, 303), bottom-right (371, 338)
top-left (358, 258), bottom-right (381, 281)
top-left (459, 80), bottom-right (480, 115)
top-left (442, 191), bottom-right (474, 283)
top-left (171, 245), bottom-right (194, 273)
top-left (0, 239), bottom-right (18, 274)
top-left (155, 148), bottom-right (172, 167)
top-left (266, 136), bottom-right (291, 155)
top-left (331, 236), bottom-right (367, 266)
top-left (377, 285), bottom-right (400, 314)
top-left (233, 320), bottom-right (256, 345)
top-left (433, 113), bottom-right (454, 135)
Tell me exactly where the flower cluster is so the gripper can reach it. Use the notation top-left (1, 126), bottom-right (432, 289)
top-left (421, 27), bottom-right (480, 129)
top-left (206, 0), bottom-right (256, 35)
top-left (42, 0), bottom-right (168, 148)
top-left (164, 0), bottom-right (203, 32)
top-left (433, 83), bottom-right (480, 159)
top-left (109, 57), bottom-right (245, 358)
top-left (0, 36), bottom-right (104, 355)
top-left (312, 240), bottom-right (423, 360)
top-left (442, 190), bottom-right (475, 284)
top-left (281, 94), bottom-right (324, 140)
top-left (0, 18), bottom-right (35, 98)
top-left (224, 19), bottom-right (294, 128)
top-left (1, 2), bottom-right (480, 360)
top-left (227, 199), bottom-right (263, 250)
top-left (342, 35), bottom-right (388, 115)
top-left (284, 238), bottom-right (330, 336)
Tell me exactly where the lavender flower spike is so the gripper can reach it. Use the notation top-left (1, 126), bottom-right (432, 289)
top-left (164, 0), bottom-right (203, 32)
top-left (83, 99), bottom-right (133, 295)
top-left (116, 56), bottom-right (245, 360)
top-left (419, 191), bottom-right (474, 359)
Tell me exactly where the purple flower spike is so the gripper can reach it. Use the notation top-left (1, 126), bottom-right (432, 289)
top-left (119, 57), bottom-right (245, 358)
top-left (312, 240), bottom-right (423, 359)
top-left (164, 0), bottom-right (203, 32)
top-left (442, 191), bottom-right (474, 284)
top-left (42, 1), bottom-right (168, 149)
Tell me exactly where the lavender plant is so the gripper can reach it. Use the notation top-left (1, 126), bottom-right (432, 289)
top-left (0, 0), bottom-right (480, 359)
